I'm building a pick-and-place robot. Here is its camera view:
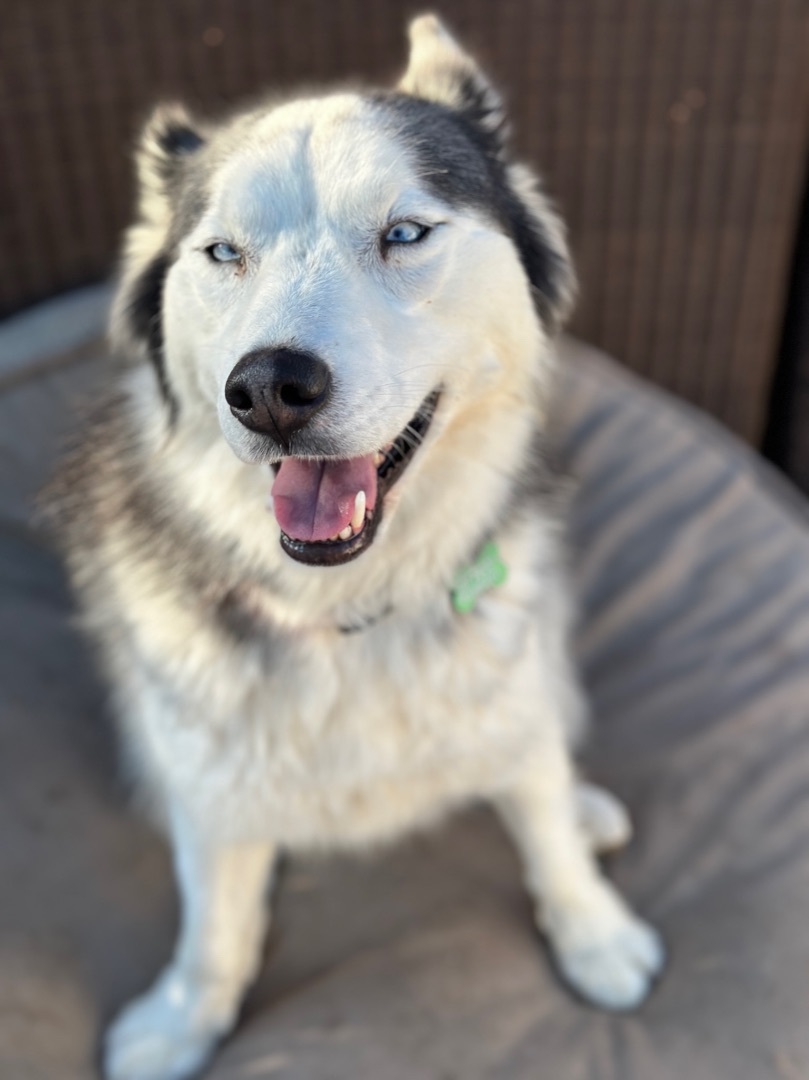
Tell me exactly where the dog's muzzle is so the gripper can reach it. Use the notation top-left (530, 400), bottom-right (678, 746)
top-left (223, 344), bottom-right (441, 568)
top-left (269, 389), bottom-right (441, 567)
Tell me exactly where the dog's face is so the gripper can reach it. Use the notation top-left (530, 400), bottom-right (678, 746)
top-left (114, 16), bottom-right (574, 567)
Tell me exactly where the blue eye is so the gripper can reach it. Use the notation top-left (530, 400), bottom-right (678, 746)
top-left (207, 241), bottom-right (242, 263)
top-left (384, 221), bottom-right (430, 246)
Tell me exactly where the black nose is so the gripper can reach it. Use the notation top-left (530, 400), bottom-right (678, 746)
top-left (224, 347), bottom-right (332, 448)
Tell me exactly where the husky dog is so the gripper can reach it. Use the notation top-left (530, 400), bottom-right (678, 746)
top-left (52, 15), bottom-right (664, 1080)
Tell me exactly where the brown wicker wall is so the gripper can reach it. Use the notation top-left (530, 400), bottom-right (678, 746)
top-left (1, 0), bottom-right (808, 443)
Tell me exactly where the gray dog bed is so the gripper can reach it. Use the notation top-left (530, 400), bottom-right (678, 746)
top-left (3, 289), bottom-right (809, 1080)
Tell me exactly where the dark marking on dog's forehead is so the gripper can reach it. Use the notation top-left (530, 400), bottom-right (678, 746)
top-left (163, 153), bottom-right (213, 249)
top-left (370, 92), bottom-right (568, 325)
top-left (167, 177), bottom-right (210, 249)
top-left (372, 92), bottom-right (498, 210)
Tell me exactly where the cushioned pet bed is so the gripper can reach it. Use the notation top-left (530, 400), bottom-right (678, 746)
top-left (2, 290), bottom-right (809, 1080)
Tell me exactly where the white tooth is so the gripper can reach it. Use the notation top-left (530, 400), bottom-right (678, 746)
top-left (374, 451), bottom-right (385, 467)
top-left (351, 490), bottom-right (366, 531)
top-left (339, 525), bottom-right (353, 540)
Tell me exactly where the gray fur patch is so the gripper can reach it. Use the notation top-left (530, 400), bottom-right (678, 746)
top-left (48, 390), bottom-right (283, 653)
top-left (125, 252), bottom-right (176, 410)
top-left (372, 92), bottom-right (571, 327)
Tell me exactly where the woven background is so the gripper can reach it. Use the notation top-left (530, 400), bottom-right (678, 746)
top-left (1, 0), bottom-right (808, 442)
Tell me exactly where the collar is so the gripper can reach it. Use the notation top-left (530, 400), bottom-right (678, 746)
top-left (337, 540), bottom-right (508, 634)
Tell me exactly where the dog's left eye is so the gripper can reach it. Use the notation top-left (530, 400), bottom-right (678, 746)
top-left (384, 221), bottom-right (430, 246)
top-left (206, 241), bottom-right (242, 264)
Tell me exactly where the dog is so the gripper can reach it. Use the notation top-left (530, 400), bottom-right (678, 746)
top-left (51, 15), bottom-right (664, 1080)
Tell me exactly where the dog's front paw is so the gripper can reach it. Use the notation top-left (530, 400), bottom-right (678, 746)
top-left (104, 967), bottom-right (237, 1080)
top-left (544, 886), bottom-right (665, 1012)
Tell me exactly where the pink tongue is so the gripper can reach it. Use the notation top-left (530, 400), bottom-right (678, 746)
top-left (271, 456), bottom-right (378, 542)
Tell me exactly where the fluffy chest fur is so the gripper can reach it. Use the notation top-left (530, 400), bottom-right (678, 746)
top-left (104, 488), bottom-right (568, 848)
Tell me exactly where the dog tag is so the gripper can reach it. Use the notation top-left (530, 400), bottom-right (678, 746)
top-left (451, 541), bottom-right (508, 614)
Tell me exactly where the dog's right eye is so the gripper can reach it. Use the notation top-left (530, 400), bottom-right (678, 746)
top-left (383, 221), bottom-right (430, 246)
top-left (206, 242), bottom-right (242, 264)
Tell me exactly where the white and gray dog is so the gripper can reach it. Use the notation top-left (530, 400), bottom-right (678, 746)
top-left (52, 15), bottom-right (664, 1080)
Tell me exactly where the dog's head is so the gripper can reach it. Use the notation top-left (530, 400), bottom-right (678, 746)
top-left (113, 15), bottom-right (574, 568)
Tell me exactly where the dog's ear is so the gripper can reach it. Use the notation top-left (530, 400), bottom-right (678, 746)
top-left (135, 103), bottom-right (207, 226)
top-left (399, 14), bottom-right (507, 150)
top-left (505, 166), bottom-right (577, 333)
top-left (109, 104), bottom-right (205, 405)
top-left (400, 15), bottom-right (576, 333)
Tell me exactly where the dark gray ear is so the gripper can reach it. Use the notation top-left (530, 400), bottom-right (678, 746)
top-left (505, 164), bottom-right (577, 333)
top-left (398, 14), bottom-right (508, 151)
top-left (108, 104), bottom-right (206, 406)
top-left (135, 103), bottom-right (207, 224)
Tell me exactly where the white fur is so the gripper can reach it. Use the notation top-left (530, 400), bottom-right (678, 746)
top-left (74, 16), bottom-right (666, 1080)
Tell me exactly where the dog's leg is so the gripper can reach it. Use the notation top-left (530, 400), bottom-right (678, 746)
top-left (104, 801), bottom-right (276, 1080)
top-left (496, 742), bottom-right (664, 1011)
top-left (575, 780), bottom-right (632, 854)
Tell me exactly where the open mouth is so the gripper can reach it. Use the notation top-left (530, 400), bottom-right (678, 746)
top-left (270, 390), bottom-right (440, 567)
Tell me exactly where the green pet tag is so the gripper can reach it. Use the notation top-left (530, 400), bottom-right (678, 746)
top-left (451, 541), bottom-right (508, 614)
